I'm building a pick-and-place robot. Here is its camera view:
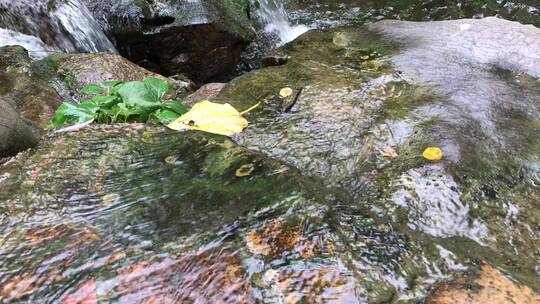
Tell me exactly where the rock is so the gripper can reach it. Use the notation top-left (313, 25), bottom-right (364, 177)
top-left (0, 97), bottom-right (39, 158)
top-left (2, 16), bottom-right (540, 303)
top-left (426, 264), bottom-right (540, 304)
top-left (116, 246), bottom-right (254, 303)
top-left (0, 124), bottom-right (308, 233)
top-left (62, 279), bottom-right (97, 304)
top-left (217, 19), bottom-right (540, 297)
top-left (245, 219), bottom-right (333, 258)
top-left (183, 82), bottom-right (226, 107)
top-left (47, 52), bottom-right (159, 91)
top-left (0, 224), bottom-right (102, 302)
top-left (286, 0), bottom-right (540, 29)
top-left (0, 124), bottom-right (332, 301)
top-left (260, 266), bottom-right (357, 304)
top-left (39, 51), bottom-right (189, 101)
top-left (83, 0), bottom-right (255, 83)
top-left (0, 46), bottom-right (61, 129)
top-left (261, 53), bottom-right (290, 67)
top-left (218, 28), bottom-right (397, 181)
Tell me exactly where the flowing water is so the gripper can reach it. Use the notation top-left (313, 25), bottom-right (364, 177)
top-left (254, 0), bottom-right (309, 44)
top-left (0, 0), bottom-right (115, 58)
top-left (1, 1), bottom-right (540, 303)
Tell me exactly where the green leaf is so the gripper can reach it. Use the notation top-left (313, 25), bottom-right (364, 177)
top-left (103, 80), bottom-right (123, 89)
top-left (162, 101), bottom-right (188, 115)
top-left (92, 95), bottom-right (119, 107)
top-left (81, 84), bottom-right (104, 95)
top-left (103, 80), bottom-right (124, 94)
top-left (118, 81), bottom-right (160, 108)
top-left (152, 109), bottom-right (181, 123)
top-left (80, 100), bottom-right (100, 113)
top-left (52, 102), bottom-right (96, 127)
top-left (144, 77), bottom-right (168, 101)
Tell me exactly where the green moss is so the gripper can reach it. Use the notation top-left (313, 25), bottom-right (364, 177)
top-left (376, 82), bottom-right (435, 121)
top-left (0, 73), bottom-right (15, 95)
top-left (31, 56), bottom-right (62, 83)
top-left (219, 26), bottom-right (398, 110)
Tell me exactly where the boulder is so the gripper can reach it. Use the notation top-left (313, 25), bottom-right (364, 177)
top-left (0, 97), bottom-right (39, 158)
top-left (83, 0), bottom-right (255, 83)
top-left (0, 46), bottom-right (62, 129)
top-left (36, 51), bottom-right (190, 101)
top-left (218, 19), bottom-right (540, 295)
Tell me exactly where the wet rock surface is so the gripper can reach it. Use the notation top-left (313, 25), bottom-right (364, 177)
top-left (184, 82), bottom-right (227, 107)
top-left (427, 264), bottom-right (540, 304)
top-left (0, 125), bottom-right (322, 302)
top-left (1, 9), bottom-right (540, 304)
top-left (219, 18), bottom-right (540, 299)
top-left (0, 46), bottom-right (62, 129)
top-left (0, 96), bottom-right (39, 158)
top-left (32, 51), bottom-right (190, 103)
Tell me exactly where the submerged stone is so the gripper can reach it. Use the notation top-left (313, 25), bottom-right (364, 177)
top-left (0, 125), bottom-right (324, 301)
top-left (426, 264), bottom-right (540, 304)
top-left (217, 18), bottom-right (540, 298)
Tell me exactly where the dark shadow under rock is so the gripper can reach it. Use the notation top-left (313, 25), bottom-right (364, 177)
top-left (83, 0), bottom-right (255, 84)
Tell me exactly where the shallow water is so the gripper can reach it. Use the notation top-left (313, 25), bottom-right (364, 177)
top-left (225, 17), bottom-right (540, 294)
top-left (1, 2), bottom-right (540, 303)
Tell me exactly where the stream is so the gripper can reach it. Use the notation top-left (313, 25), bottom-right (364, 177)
top-left (0, 0), bottom-right (540, 303)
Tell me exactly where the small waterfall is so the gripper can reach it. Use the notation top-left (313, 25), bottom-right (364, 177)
top-left (0, 28), bottom-right (57, 59)
top-left (0, 0), bottom-right (115, 59)
top-left (254, 0), bottom-right (308, 44)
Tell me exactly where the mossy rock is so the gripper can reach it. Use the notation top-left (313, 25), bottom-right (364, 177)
top-left (0, 97), bottom-right (39, 158)
top-left (0, 125), bottom-right (310, 239)
top-left (0, 46), bottom-right (62, 130)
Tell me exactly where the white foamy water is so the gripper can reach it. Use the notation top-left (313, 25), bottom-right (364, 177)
top-left (0, 0), bottom-right (115, 55)
top-left (0, 28), bottom-right (58, 59)
top-left (255, 0), bottom-right (309, 44)
top-left (391, 165), bottom-right (491, 244)
top-left (51, 0), bottom-right (115, 53)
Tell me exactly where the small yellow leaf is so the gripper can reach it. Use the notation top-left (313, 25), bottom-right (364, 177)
top-left (235, 164), bottom-right (255, 177)
top-left (167, 100), bottom-right (248, 136)
top-left (423, 147), bottom-right (443, 161)
top-left (165, 156), bottom-right (177, 164)
top-left (102, 193), bottom-right (120, 206)
top-left (280, 87), bottom-right (293, 98)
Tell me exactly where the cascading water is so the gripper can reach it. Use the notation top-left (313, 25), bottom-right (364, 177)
top-left (0, 0), bottom-right (115, 59)
top-left (254, 0), bottom-right (309, 44)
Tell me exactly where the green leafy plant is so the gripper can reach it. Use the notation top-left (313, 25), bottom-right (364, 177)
top-left (50, 77), bottom-right (188, 128)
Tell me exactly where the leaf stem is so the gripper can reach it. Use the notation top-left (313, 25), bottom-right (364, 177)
top-left (240, 102), bottom-right (261, 115)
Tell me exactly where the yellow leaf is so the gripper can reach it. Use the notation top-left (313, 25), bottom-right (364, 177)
top-left (167, 100), bottom-right (248, 136)
top-left (165, 156), bottom-right (177, 164)
top-left (422, 147), bottom-right (443, 161)
top-left (235, 164), bottom-right (255, 177)
top-left (280, 87), bottom-right (293, 98)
